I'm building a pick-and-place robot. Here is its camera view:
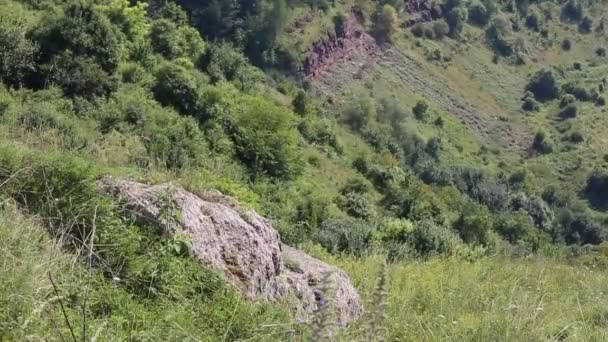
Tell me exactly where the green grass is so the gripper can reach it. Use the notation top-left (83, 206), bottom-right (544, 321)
top-left (302, 245), bottom-right (608, 341)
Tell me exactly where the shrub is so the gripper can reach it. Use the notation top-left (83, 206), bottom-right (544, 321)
top-left (0, 11), bottom-right (38, 87)
top-left (561, 0), bottom-right (583, 22)
top-left (45, 52), bottom-right (118, 99)
top-left (33, 1), bottom-right (121, 75)
top-left (338, 191), bottom-right (373, 219)
top-left (201, 43), bottom-right (262, 91)
top-left (532, 130), bottom-right (554, 153)
top-left (486, 15), bottom-right (513, 56)
top-left (468, 0), bottom-right (489, 26)
top-left (560, 103), bottom-right (578, 119)
top-left (526, 68), bottom-right (560, 102)
top-left (376, 4), bottom-right (399, 44)
top-left (314, 219), bottom-right (375, 256)
top-left (373, 218), bottom-right (462, 257)
top-left (150, 19), bottom-right (206, 62)
top-left (447, 6), bottom-right (468, 37)
top-left (525, 11), bottom-right (541, 31)
top-left (453, 203), bottom-right (493, 246)
top-left (412, 99), bottom-right (429, 120)
top-left (569, 131), bottom-right (584, 143)
top-left (596, 96), bottom-right (606, 106)
top-left (432, 20), bottom-right (450, 39)
top-left (298, 116), bottom-right (340, 150)
top-left (585, 170), bottom-right (608, 210)
top-left (562, 82), bottom-right (591, 101)
top-left (230, 94), bottom-right (302, 179)
top-left (495, 211), bottom-right (534, 244)
top-left (560, 94), bottom-right (576, 108)
top-left (343, 95), bottom-right (376, 131)
top-left (152, 62), bottom-right (200, 115)
top-left (562, 38), bottom-right (572, 51)
top-left (522, 92), bottom-right (541, 112)
top-left (558, 209), bottom-right (606, 244)
top-left (411, 23), bottom-right (424, 37)
top-left (597, 47), bottom-right (607, 57)
top-left (579, 16), bottom-right (593, 33)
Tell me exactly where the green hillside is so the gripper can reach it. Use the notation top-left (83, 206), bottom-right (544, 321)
top-left (2, 0), bottom-right (608, 340)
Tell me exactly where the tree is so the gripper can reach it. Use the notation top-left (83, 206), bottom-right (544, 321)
top-left (376, 4), bottom-right (399, 44)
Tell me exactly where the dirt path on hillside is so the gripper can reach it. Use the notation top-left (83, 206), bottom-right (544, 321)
top-left (310, 45), bottom-right (532, 155)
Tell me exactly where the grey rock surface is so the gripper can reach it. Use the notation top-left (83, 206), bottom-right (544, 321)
top-left (98, 177), bottom-right (362, 325)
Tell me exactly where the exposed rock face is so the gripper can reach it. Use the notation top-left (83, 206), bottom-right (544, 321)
top-left (301, 14), bottom-right (380, 79)
top-left (281, 245), bottom-right (362, 325)
top-left (404, 0), bottom-right (445, 28)
top-left (98, 177), bottom-right (362, 325)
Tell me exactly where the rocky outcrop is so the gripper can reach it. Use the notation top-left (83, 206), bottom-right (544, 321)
top-left (98, 177), bottom-right (362, 325)
top-left (404, 0), bottom-right (445, 28)
top-left (301, 14), bottom-right (380, 79)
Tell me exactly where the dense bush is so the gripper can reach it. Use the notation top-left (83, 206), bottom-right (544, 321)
top-left (412, 99), bottom-right (429, 120)
top-left (561, 0), bottom-right (584, 22)
top-left (562, 38), bottom-right (572, 51)
top-left (526, 68), bottom-right (560, 102)
top-left (585, 170), bottom-right (608, 210)
top-left (152, 62), bottom-right (200, 114)
top-left (150, 18), bottom-right (206, 62)
top-left (453, 202), bottom-right (493, 246)
top-left (432, 20), bottom-right (450, 39)
top-left (0, 10), bottom-right (38, 87)
top-left (560, 103), bottom-right (578, 119)
top-left (522, 91), bottom-right (540, 111)
top-left (446, 6), bottom-right (468, 37)
top-left (375, 4), bottom-right (399, 44)
top-left (579, 16), bottom-right (593, 33)
top-left (532, 130), bottom-right (554, 153)
top-left (343, 95), bottom-right (376, 131)
top-left (486, 15), bottom-right (513, 56)
top-left (373, 218), bottom-right (462, 257)
top-left (562, 82), bottom-right (591, 101)
top-left (468, 0), bottom-right (489, 26)
top-left (314, 219), bottom-right (375, 256)
top-left (34, 1), bottom-right (121, 76)
top-left (201, 43), bottom-right (262, 91)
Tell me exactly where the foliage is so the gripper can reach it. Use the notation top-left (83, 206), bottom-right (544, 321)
top-left (152, 62), bottom-right (200, 114)
top-left (314, 219), bottom-right (376, 256)
top-left (468, 0), bottom-right (489, 27)
top-left (343, 95), bottom-right (376, 132)
top-left (526, 68), bottom-right (560, 102)
top-left (375, 4), bottom-right (399, 44)
top-left (0, 10), bottom-right (38, 87)
top-left (202, 43), bottom-right (262, 91)
top-left (150, 18), bottom-right (206, 62)
top-left (446, 6), bottom-right (468, 38)
top-left (585, 170), bottom-right (608, 211)
top-left (532, 130), bottom-right (554, 154)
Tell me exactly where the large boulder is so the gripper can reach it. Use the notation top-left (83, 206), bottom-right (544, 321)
top-left (98, 177), bottom-right (362, 325)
